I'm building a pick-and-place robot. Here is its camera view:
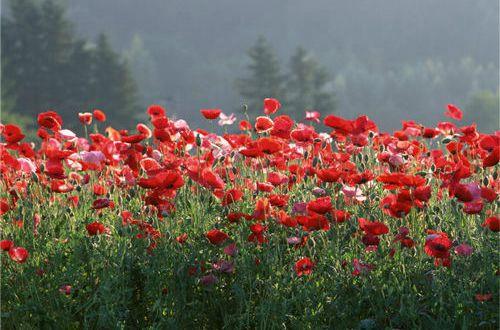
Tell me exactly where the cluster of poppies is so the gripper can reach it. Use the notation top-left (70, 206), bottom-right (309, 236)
top-left (0, 99), bottom-right (498, 285)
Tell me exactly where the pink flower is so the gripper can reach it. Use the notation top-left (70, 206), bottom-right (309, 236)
top-left (218, 113), bottom-right (236, 126)
top-left (454, 243), bottom-right (473, 257)
top-left (305, 111), bottom-right (321, 123)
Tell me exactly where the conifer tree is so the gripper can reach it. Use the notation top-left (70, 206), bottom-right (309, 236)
top-left (287, 47), bottom-right (336, 116)
top-left (236, 36), bottom-right (286, 115)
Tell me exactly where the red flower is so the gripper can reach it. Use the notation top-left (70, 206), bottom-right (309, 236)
top-left (239, 120), bottom-right (252, 131)
top-left (424, 232), bottom-right (452, 259)
top-left (93, 109), bottom-right (107, 122)
top-left (2, 124), bottom-right (25, 144)
top-left (38, 111), bottom-right (63, 130)
top-left (358, 218), bottom-right (389, 236)
top-left (0, 240), bottom-right (14, 251)
top-left (475, 293), bottom-right (493, 302)
top-left (91, 198), bottom-right (114, 210)
top-left (482, 216), bottom-right (499, 232)
top-left (200, 109), bottom-right (222, 120)
top-left (8, 246), bottom-right (29, 263)
top-left (206, 229), bottom-right (229, 245)
top-left (255, 116), bottom-right (274, 133)
top-left (222, 189), bottom-right (243, 206)
top-left (263, 98), bottom-right (281, 115)
top-left (295, 257), bottom-right (314, 277)
top-left (147, 104), bottom-right (166, 118)
top-left (86, 222), bottom-right (108, 236)
top-left (78, 112), bottom-right (93, 125)
top-left (306, 196), bottom-right (332, 215)
top-left (444, 104), bottom-right (463, 121)
top-left (176, 233), bottom-right (188, 244)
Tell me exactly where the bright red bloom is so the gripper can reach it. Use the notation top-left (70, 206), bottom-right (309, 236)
top-left (444, 104), bottom-right (463, 121)
top-left (206, 229), bottom-right (229, 245)
top-left (295, 257), bottom-right (314, 277)
top-left (221, 189), bottom-right (243, 206)
top-left (200, 109), bottom-right (222, 120)
top-left (78, 112), bottom-right (93, 125)
top-left (255, 116), bottom-right (274, 133)
top-left (8, 246), bottom-right (29, 263)
top-left (358, 218), bottom-right (389, 236)
top-left (2, 124), bottom-right (25, 144)
top-left (86, 222), bottom-right (108, 236)
top-left (0, 240), bottom-right (14, 251)
top-left (147, 104), bottom-right (166, 118)
top-left (93, 109), bottom-right (107, 121)
top-left (38, 111), bottom-right (63, 130)
top-left (424, 232), bottom-right (452, 259)
top-left (239, 120), bottom-right (252, 131)
top-left (263, 98), bottom-right (281, 115)
top-left (306, 197), bottom-right (332, 214)
top-left (482, 216), bottom-right (499, 232)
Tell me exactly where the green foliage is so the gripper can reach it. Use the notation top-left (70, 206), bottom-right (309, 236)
top-left (236, 36), bottom-right (286, 115)
top-left (1, 0), bottom-right (138, 129)
top-left (465, 89), bottom-right (499, 133)
top-left (287, 47), bottom-right (336, 116)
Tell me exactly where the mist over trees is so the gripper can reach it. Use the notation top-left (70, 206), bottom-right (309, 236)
top-left (1, 0), bottom-right (138, 130)
top-left (1, 0), bottom-right (498, 131)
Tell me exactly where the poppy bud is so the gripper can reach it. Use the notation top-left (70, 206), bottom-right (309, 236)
top-left (482, 177), bottom-right (489, 186)
top-left (196, 135), bottom-right (202, 147)
top-left (241, 104), bottom-right (248, 112)
top-left (441, 138), bottom-right (452, 144)
top-left (312, 157), bottom-right (319, 167)
top-left (304, 150), bottom-right (308, 159)
top-left (493, 171), bottom-right (498, 180)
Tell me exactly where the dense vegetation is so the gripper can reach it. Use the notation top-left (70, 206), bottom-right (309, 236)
top-left (1, 102), bottom-right (498, 328)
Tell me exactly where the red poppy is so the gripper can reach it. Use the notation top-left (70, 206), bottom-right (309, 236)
top-left (424, 232), bottom-right (452, 259)
top-left (255, 116), bottom-right (274, 133)
top-left (200, 109), bottom-right (222, 120)
top-left (264, 98), bottom-right (281, 115)
top-left (38, 111), bottom-right (63, 130)
top-left (221, 189), bottom-right (243, 206)
top-left (482, 216), bottom-right (499, 232)
top-left (295, 257), bottom-right (314, 277)
top-left (0, 240), bottom-right (14, 251)
top-left (86, 222), bottom-right (108, 236)
top-left (306, 197), bottom-right (332, 215)
top-left (2, 124), bottom-right (25, 144)
top-left (239, 120), bottom-right (252, 131)
top-left (358, 218), bottom-right (389, 236)
top-left (444, 104), bottom-right (463, 121)
top-left (206, 229), bottom-right (229, 245)
top-left (93, 109), bottom-right (106, 122)
top-left (475, 293), bottom-right (493, 302)
top-left (78, 112), bottom-right (93, 125)
top-left (147, 104), bottom-right (166, 118)
top-left (91, 198), bottom-right (114, 210)
top-left (8, 246), bottom-right (29, 263)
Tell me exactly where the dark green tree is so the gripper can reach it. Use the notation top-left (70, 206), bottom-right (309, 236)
top-left (1, 0), bottom-right (138, 129)
top-left (89, 34), bottom-right (138, 127)
top-left (287, 47), bottom-right (336, 116)
top-left (236, 36), bottom-right (286, 115)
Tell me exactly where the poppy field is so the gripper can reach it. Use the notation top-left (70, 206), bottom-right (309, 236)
top-left (0, 101), bottom-right (498, 329)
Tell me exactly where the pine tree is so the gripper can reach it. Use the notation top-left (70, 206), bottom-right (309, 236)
top-left (287, 47), bottom-right (336, 116)
top-left (236, 36), bottom-right (286, 115)
top-left (1, 0), bottom-right (138, 128)
top-left (89, 34), bottom-right (138, 128)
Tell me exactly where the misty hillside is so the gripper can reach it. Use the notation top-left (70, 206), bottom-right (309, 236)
top-left (4, 0), bottom-right (499, 130)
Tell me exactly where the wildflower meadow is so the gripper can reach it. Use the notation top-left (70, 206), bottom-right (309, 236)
top-left (0, 101), bottom-right (498, 329)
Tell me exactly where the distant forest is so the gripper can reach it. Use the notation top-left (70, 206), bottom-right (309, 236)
top-left (2, 0), bottom-right (498, 132)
